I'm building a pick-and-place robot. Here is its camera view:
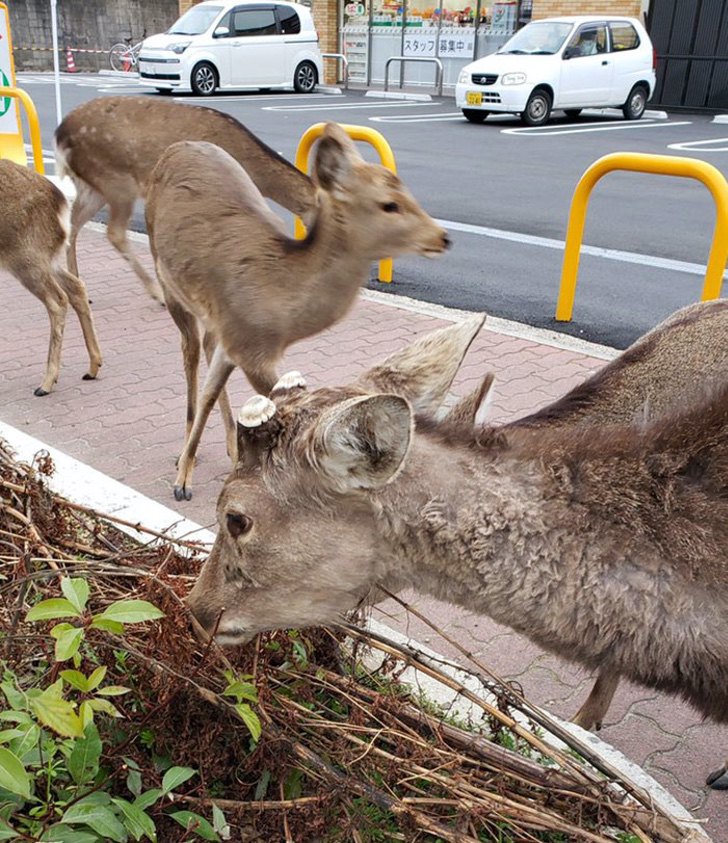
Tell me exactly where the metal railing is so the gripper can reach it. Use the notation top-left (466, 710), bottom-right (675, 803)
top-left (384, 56), bottom-right (443, 97)
top-left (321, 52), bottom-right (349, 89)
top-left (555, 152), bottom-right (728, 321)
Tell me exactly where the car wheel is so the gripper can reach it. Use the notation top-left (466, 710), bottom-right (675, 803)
top-left (521, 89), bottom-right (552, 126)
top-left (463, 109), bottom-right (488, 124)
top-left (564, 108), bottom-right (582, 119)
top-left (191, 62), bottom-right (218, 96)
top-left (294, 61), bottom-right (317, 93)
top-left (623, 84), bottom-right (647, 120)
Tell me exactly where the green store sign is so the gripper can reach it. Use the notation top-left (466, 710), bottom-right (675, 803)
top-left (0, 68), bottom-right (10, 117)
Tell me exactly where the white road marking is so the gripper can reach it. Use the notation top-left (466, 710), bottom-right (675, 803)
top-left (263, 100), bottom-right (438, 111)
top-left (177, 92), bottom-right (337, 103)
top-left (435, 218), bottom-right (727, 280)
top-left (371, 111), bottom-right (465, 123)
top-left (502, 120), bottom-right (692, 136)
top-left (668, 137), bottom-right (728, 153)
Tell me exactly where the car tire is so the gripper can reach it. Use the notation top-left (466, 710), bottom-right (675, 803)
top-left (463, 109), bottom-right (489, 123)
top-left (623, 84), bottom-right (647, 120)
top-left (191, 62), bottom-right (218, 96)
top-left (564, 108), bottom-right (582, 119)
top-left (521, 89), bottom-right (552, 126)
top-left (294, 61), bottom-right (317, 93)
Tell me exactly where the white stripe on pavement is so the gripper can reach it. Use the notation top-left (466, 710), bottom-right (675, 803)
top-left (263, 100), bottom-right (438, 111)
top-left (501, 120), bottom-right (692, 136)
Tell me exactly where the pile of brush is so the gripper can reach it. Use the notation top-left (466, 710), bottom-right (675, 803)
top-left (0, 440), bottom-right (700, 842)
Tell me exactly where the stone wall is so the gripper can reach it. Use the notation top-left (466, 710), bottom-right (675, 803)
top-left (8, 0), bottom-right (179, 72)
top-left (532, 0), bottom-right (643, 19)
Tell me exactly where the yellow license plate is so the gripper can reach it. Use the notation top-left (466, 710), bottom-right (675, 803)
top-left (466, 91), bottom-right (482, 106)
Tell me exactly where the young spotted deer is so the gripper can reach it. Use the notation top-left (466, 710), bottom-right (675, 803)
top-left (0, 161), bottom-right (102, 395)
top-left (187, 309), bottom-right (728, 786)
top-left (145, 124), bottom-right (450, 501)
top-left (54, 96), bottom-right (316, 302)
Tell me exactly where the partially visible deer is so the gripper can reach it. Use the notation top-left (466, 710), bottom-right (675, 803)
top-left (187, 308), bottom-right (728, 787)
top-left (145, 125), bottom-right (450, 501)
top-left (54, 96), bottom-right (316, 302)
top-left (0, 160), bottom-right (102, 396)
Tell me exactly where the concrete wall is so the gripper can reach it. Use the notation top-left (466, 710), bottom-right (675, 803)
top-left (8, 0), bottom-right (179, 72)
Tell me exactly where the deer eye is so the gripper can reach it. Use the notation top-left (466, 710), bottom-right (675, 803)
top-left (381, 201), bottom-right (400, 213)
top-left (226, 512), bottom-right (254, 539)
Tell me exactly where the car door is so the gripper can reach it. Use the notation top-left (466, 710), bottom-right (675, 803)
top-left (558, 23), bottom-right (613, 107)
top-left (229, 5), bottom-right (285, 87)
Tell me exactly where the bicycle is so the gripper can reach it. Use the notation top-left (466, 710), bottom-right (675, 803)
top-left (109, 32), bottom-right (146, 72)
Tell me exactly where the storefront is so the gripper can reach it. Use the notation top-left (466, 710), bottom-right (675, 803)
top-left (341, 0), bottom-right (529, 89)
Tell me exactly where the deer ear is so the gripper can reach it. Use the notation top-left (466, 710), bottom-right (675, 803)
top-left (313, 123), bottom-right (362, 191)
top-left (315, 394), bottom-right (412, 491)
top-left (357, 314), bottom-right (486, 416)
top-left (440, 373), bottom-right (496, 435)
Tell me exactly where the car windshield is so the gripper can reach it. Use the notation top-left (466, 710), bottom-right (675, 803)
top-left (497, 21), bottom-right (574, 55)
top-left (168, 5), bottom-right (222, 35)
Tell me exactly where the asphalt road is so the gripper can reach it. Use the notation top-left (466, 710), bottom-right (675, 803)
top-left (18, 71), bottom-right (728, 348)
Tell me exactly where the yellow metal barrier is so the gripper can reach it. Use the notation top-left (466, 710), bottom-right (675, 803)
top-left (555, 152), bottom-right (728, 322)
top-left (0, 86), bottom-right (44, 174)
top-left (294, 123), bottom-right (397, 283)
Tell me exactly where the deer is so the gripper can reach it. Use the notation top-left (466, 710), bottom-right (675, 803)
top-left (186, 305), bottom-right (728, 787)
top-left (0, 160), bottom-right (102, 396)
top-left (144, 124), bottom-right (450, 501)
top-left (54, 96), bottom-right (317, 303)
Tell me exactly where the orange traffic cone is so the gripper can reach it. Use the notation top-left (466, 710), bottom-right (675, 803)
top-left (64, 49), bottom-right (78, 73)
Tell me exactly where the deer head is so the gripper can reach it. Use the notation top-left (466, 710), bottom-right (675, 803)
top-left (186, 315), bottom-right (485, 643)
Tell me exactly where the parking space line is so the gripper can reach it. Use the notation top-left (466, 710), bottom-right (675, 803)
top-left (263, 100), bottom-right (438, 111)
top-left (502, 120), bottom-right (692, 136)
top-left (371, 112), bottom-right (464, 123)
top-left (668, 138), bottom-right (728, 153)
top-left (179, 92), bottom-right (338, 104)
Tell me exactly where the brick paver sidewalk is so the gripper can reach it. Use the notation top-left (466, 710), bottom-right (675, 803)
top-left (0, 227), bottom-right (725, 839)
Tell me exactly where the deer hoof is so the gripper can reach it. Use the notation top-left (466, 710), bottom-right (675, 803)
top-left (82, 373), bottom-right (97, 381)
top-left (706, 765), bottom-right (728, 789)
top-left (174, 485), bottom-right (192, 502)
top-left (33, 387), bottom-right (50, 397)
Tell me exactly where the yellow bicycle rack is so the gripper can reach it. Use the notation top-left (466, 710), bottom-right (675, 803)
top-left (0, 86), bottom-right (45, 173)
top-left (294, 123), bottom-right (397, 283)
top-left (556, 152), bottom-right (728, 321)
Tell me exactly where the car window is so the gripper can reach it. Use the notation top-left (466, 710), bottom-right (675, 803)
top-left (567, 24), bottom-right (607, 57)
top-left (277, 5), bottom-right (301, 34)
top-left (214, 11), bottom-right (233, 36)
top-left (169, 5), bottom-right (223, 35)
top-left (609, 22), bottom-right (640, 52)
top-left (497, 21), bottom-right (573, 55)
top-left (233, 8), bottom-right (278, 36)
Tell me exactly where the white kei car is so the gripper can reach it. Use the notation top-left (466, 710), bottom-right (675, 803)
top-left (455, 16), bottom-right (656, 126)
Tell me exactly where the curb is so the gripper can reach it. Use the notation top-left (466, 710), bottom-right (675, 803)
top-left (98, 69), bottom-right (139, 78)
top-left (365, 89), bottom-right (433, 102)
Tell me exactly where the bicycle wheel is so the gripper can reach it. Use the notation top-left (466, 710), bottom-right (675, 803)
top-left (109, 43), bottom-right (130, 72)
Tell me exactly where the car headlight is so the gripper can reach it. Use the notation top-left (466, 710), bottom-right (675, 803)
top-left (501, 72), bottom-right (526, 85)
top-left (169, 41), bottom-right (191, 54)
top-left (458, 69), bottom-right (470, 84)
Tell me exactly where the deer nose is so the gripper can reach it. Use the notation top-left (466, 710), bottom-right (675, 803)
top-left (441, 232), bottom-right (452, 251)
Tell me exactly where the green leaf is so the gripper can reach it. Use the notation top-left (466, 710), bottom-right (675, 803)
top-left (88, 617), bottom-right (125, 634)
top-left (222, 681), bottom-right (258, 703)
top-left (9, 722), bottom-right (41, 761)
top-left (68, 722), bottom-right (102, 786)
top-left (211, 804), bottom-right (230, 840)
top-left (88, 698), bottom-right (122, 718)
top-left (0, 710), bottom-right (31, 725)
top-left (61, 578), bottom-right (90, 614)
top-left (51, 625), bottom-right (85, 662)
top-left (60, 670), bottom-right (90, 693)
top-left (0, 729), bottom-right (24, 744)
top-left (112, 798), bottom-right (157, 842)
top-left (86, 666), bottom-right (107, 692)
top-left (0, 829), bottom-right (19, 841)
top-left (26, 598), bottom-right (81, 622)
top-left (79, 701), bottom-right (94, 731)
top-left (0, 747), bottom-right (31, 799)
top-left (0, 681), bottom-right (25, 711)
top-left (61, 801), bottom-right (126, 842)
top-left (169, 811), bottom-right (220, 841)
top-left (30, 687), bottom-right (83, 738)
top-left (41, 826), bottom-right (99, 842)
top-left (126, 767), bottom-right (142, 798)
top-left (235, 703), bottom-right (261, 743)
top-left (95, 601), bottom-right (164, 625)
top-left (161, 766), bottom-right (196, 794)
top-left (96, 686), bottom-right (130, 697)
top-left (133, 788), bottom-right (162, 812)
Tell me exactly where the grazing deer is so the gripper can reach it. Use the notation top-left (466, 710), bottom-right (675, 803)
top-left (54, 96), bottom-right (316, 302)
top-left (145, 125), bottom-right (450, 501)
top-left (0, 160), bottom-right (102, 396)
top-left (187, 308), bottom-right (728, 786)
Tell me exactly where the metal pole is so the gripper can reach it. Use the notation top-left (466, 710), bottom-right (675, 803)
top-left (50, 0), bottom-right (62, 125)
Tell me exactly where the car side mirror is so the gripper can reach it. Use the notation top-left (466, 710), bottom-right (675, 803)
top-left (563, 46), bottom-right (579, 59)
top-left (213, 25), bottom-right (230, 37)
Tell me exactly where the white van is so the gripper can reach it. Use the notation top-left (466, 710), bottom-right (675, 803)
top-left (138, 0), bottom-right (323, 96)
top-left (455, 16), bottom-right (656, 125)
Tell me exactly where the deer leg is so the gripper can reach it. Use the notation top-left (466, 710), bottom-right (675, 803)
top-left (174, 345), bottom-right (235, 502)
top-left (13, 263), bottom-right (69, 396)
top-left (571, 668), bottom-right (620, 731)
top-left (166, 297), bottom-right (201, 448)
top-left (106, 197), bottom-right (165, 303)
top-left (241, 363), bottom-right (279, 397)
top-left (202, 331), bottom-right (237, 462)
top-left (67, 181), bottom-right (105, 279)
top-left (55, 267), bottom-right (103, 381)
